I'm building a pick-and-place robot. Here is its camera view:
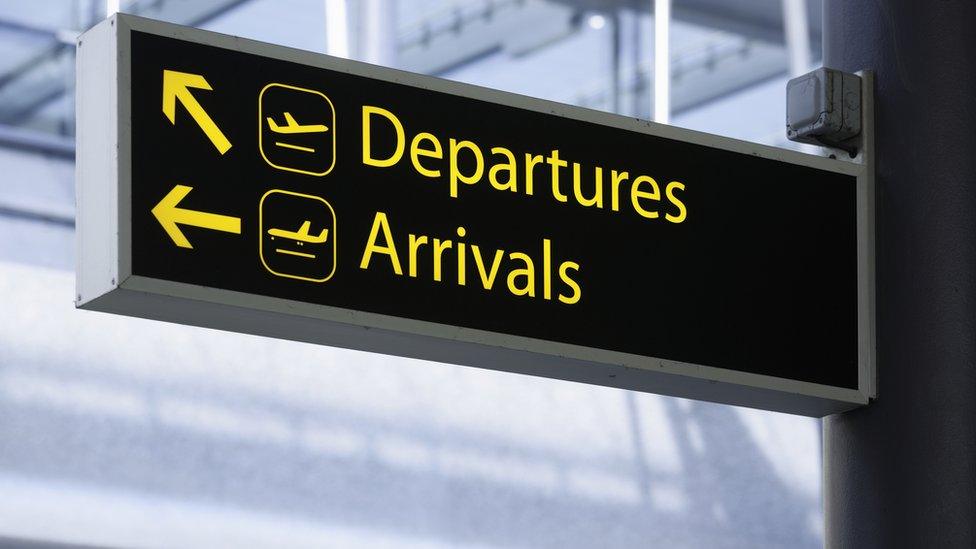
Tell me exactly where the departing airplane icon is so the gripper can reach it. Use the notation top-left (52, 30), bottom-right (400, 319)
top-left (258, 84), bottom-right (335, 176)
top-left (266, 112), bottom-right (329, 134)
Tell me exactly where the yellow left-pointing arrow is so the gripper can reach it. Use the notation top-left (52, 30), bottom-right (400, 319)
top-left (162, 70), bottom-right (232, 154)
top-left (151, 185), bottom-right (241, 249)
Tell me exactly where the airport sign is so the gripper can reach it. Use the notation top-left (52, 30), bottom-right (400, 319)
top-left (76, 15), bottom-right (875, 416)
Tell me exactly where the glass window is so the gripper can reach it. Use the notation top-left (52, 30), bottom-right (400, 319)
top-left (0, 1), bottom-right (824, 547)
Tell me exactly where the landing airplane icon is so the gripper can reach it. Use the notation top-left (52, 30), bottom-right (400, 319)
top-left (259, 189), bottom-right (337, 281)
top-left (268, 220), bottom-right (328, 244)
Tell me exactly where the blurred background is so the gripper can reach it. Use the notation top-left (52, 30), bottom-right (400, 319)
top-left (0, 1), bottom-right (824, 547)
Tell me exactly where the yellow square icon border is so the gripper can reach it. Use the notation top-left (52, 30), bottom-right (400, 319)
top-left (259, 189), bottom-right (337, 283)
top-left (258, 83), bottom-right (336, 177)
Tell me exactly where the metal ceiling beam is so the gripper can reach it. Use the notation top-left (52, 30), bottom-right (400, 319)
top-left (0, 0), bottom-right (256, 130)
top-left (0, 124), bottom-right (74, 158)
top-left (675, 0), bottom-right (821, 46)
top-left (0, 17), bottom-right (64, 40)
top-left (0, 0), bottom-right (823, 139)
top-left (2, 85), bottom-right (68, 127)
top-left (547, 0), bottom-right (822, 46)
top-left (398, 0), bottom-right (579, 76)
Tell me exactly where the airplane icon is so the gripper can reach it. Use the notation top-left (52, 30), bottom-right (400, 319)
top-left (266, 112), bottom-right (329, 134)
top-left (259, 189), bottom-right (337, 282)
top-left (259, 83), bottom-right (336, 176)
top-left (269, 220), bottom-right (328, 259)
top-left (269, 220), bottom-right (329, 244)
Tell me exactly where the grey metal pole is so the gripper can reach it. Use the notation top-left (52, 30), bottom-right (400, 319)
top-left (822, 1), bottom-right (976, 546)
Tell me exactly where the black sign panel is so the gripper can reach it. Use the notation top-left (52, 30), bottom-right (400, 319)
top-left (80, 14), bottom-right (877, 415)
top-left (127, 30), bottom-right (859, 390)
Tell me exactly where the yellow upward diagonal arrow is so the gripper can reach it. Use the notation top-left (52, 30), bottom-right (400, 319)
top-left (162, 70), bottom-right (232, 154)
top-left (151, 185), bottom-right (241, 249)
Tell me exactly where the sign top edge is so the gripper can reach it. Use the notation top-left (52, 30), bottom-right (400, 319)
top-left (109, 13), bottom-right (860, 178)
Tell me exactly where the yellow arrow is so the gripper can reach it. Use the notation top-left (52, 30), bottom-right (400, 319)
top-left (151, 185), bottom-right (241, 249)
top-left (162, 70), bottom-right (232, 154)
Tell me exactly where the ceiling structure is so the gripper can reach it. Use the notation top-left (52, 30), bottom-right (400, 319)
top-left (0, 5), bottom-right (827, 547)
top-left (0, 0), bottom-right (821, 158)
